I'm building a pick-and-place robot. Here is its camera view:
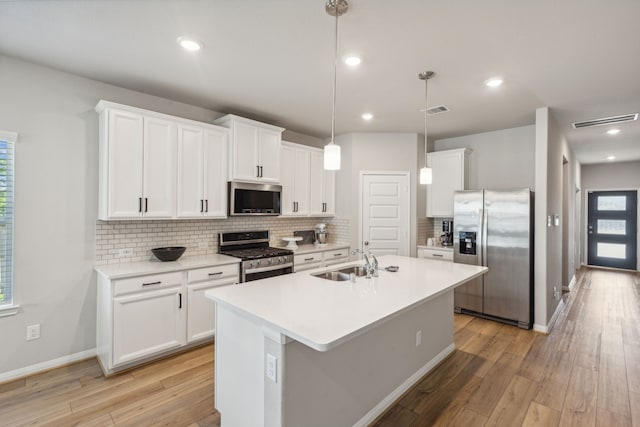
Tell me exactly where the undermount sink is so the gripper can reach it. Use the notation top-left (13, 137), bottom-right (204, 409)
top-left (311, 265), bottom-right (368, 282)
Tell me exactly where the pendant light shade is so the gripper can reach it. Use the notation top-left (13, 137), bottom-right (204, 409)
top-left (419, 166), bottom-right (432, 185)
top-left (324, 143), bottom-right (341, 170)
top-left (419, 71), bottom-right (434, 185)
top-left (324, 0), bottom-right (348, 171)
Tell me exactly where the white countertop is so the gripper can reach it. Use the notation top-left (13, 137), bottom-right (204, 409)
top-left (95, 254), bottom-right (241, 279)
top-left (417, 244), bottom-right (454, 251)
top-left (277, 243), bottom-right (350, 254)
top-left (206, 255), bottom-right (487, 352)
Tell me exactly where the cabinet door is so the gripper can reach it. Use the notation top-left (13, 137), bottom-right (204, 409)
top-left (187, 280), bottom-right (235, 343)
top-left (309, 150), bottom-right (324, 216)
top-left (177, 124), bottom-right (205, 218)
top-left (293, 148), bottom-right (310, 215)
top-left (203, 128), bottom-right (228, 218)
top-left (280, 144), bottom-right (296, 215)
top-left (143, 117), bottom-right (176, 218)
top-left (258, 128), bottom-right (281, 183)
top-left (427, 151), bottom-right (465, 217)
top-left (112, 286), bottom-right (185, 366)
top-left (230, 122), bottom-right (260, 182)
top-left (107, 109), bottom-right (144, 218)
top-left (323, 168), bottom-right (336, 216)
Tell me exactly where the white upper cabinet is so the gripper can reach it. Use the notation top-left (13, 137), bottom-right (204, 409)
top-left (426, 148), bottom-right (471, 217)
top-left (96, 100), bottom-right (228, 220)
top-left (176, 124), bottom-right (228, 218)
top-left (309, 150), bottom-right (336, 216)
top-left (281, 142), bottom-right (310, 216)
top-left (214, 114), bottom-right (284, 184)
top-left (98, 105), bottom-right (177, 220)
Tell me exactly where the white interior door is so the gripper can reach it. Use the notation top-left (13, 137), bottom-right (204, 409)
top-left (361, 173), bottom-right (410, 256)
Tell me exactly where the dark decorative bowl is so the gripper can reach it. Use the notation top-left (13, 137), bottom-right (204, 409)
top-left (151, 246), bottom-right (186, 262)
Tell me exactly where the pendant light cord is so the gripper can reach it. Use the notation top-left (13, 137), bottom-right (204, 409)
top-left (423, 76), bottom-right (428, 163)
top-left (331, 4), bottom-right (339, 144)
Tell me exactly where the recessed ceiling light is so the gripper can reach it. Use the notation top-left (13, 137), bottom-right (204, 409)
top-left (361, 113), bottom-right (373, 121)
top-left (607, 129), bottom-right (620, 135)
top-left (177, 36), bottom-right (203, 52)
top-left (344, 55), bottom-right (362, 66)
top-left (607, 155), bottom-right (616, 161)
top-left (484, 78), bottom-right (503, 88)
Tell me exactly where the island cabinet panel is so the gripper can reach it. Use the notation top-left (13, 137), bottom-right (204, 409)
top-left (426, 148), bottom-right (471, 217)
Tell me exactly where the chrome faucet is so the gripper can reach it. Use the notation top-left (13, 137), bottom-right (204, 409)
top-left (352, 249), bottom-right (378, 278)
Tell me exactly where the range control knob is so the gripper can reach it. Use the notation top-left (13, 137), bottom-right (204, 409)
top-left (268, 258), bottom-right (274, 265)
top-left (283, 256), bottom-right (288, 262)
top-left (278, 257), bottom-right (283, 263)
top-left (249, 261), bottom-right (254, 268)
top-left (256, 260), bottom-right (261, 266)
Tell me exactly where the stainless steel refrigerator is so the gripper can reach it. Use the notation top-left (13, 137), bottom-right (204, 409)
top-left (453, 188), bottom-right (534, 329)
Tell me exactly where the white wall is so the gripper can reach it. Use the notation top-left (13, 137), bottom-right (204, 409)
top-left (335, 133), bottom-right (420, 257)
top-left (434, 125), bottom-right (535, 190)
top-left (0, 54), bottom-right (323, 376)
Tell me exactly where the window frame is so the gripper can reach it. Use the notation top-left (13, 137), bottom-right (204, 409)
top-left (0, 130), bottom-right (18, 317)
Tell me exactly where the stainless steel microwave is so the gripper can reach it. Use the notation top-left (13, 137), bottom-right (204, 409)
top-left (228, 182), bottom-right (282, 216)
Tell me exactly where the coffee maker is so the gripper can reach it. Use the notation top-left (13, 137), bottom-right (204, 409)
top-left (441, 220), bottom-right (453, 246)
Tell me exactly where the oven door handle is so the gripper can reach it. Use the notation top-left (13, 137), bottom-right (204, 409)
top-left (245, 262), bottom-right (294, 275)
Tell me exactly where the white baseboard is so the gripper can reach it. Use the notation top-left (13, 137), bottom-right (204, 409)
top-left (533, 299), bottom-right (565, 334)
top-left (563, 275), bottom-right (577, 292)
top-left (354, 343), bottom-right (456, 427)
top-left (0, 348), bottom-right (97, 384)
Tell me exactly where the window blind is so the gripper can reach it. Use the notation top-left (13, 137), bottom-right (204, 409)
top-left (0, 132), bottom-right (15, 306)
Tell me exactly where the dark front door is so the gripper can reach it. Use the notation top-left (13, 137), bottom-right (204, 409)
top-left (587, 190), bottom-right (637, 270)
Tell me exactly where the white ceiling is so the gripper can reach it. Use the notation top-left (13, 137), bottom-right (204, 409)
top-left (1, 0), bottom-right (639, 165)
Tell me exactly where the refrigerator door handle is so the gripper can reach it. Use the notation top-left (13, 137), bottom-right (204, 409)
top-left (478, 208), bottom-right (484, 267)
top-left (482, 209), bottom-right (489, 267)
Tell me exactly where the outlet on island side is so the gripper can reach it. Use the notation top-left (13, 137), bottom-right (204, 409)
top-left (415, 330), bottom-right (422, 347)
top-left (26, 324), bottom-right (40, 341)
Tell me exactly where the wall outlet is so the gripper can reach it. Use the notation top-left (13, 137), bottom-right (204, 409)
top-left (266, 353), bottom-right (277, 383)
top-left (118, 248), bottom-right (134, 257)
top-left (198, 241), bottom-right (209, 249)
top-left (416, 330), bottom-right (422, 347)
top-left (553, 286), bottom-right (560, 300)
top-left (26, 324), bottom-right (40, 341)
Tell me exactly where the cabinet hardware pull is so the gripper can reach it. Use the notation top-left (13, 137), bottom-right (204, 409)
top-left (432, 254), bottom-right (444, 257)
top-left (142, 281), bottom-right (162, 286)
top-left (179, 293), bottom-right (182, 309)
top-left (304, 257), bottom-right (315, 261)
top-left (257, 165), bottom-right (260, 177)
top-left (205, 199), bottom-right (208, 213)
top-left (208, 272), bottom-right (223, 276)
top-left (138, 197), bottom-right (142, 213)
top-left (144, 198), bottom-right (148, 213)
top-left (334, 253), bottom-right (342, 257)
top-left (200, 200), bottom-right (204, 213)
top-left (260, 166), bottom-right (263, 177)
top-left (293, 202), bottom-right (296, 212)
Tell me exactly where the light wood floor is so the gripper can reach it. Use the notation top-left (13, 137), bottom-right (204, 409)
top-left (0, 267), bottom-right (638, 426)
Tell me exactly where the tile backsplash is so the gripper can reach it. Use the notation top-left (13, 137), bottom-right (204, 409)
top-left (96, 217), bottom-right (350, 265)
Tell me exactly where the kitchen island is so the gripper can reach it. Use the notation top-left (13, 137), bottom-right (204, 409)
top-left (205, 255), bottom-right (487, 427)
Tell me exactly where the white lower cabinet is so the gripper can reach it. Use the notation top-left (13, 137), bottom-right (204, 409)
top-left (294, 246), bottom-right (350, 272)
top-left (417, 247), bottom-right (453, 262)
top-left (113, 285), bottom-right (185, 366)
top-left (186, 264), bottom-right (238, 343)
top-left (97, 263), bottom-right (239, 375)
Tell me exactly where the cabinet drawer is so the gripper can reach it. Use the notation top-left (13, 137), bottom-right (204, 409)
top-left (187, 264), bottom-right (239, 284)
top-left (295, 252), bottom-right (323, 267)
top-left (114, 271), bottom-right (183, 296)
top-left (294, 261), bottom-right (323, 273)
top-left (324, 248), bottom-right (349, 260)
top-left (419, 248), bottom-right (453, 262)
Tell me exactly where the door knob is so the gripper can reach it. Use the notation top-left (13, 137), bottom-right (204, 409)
top-left (364, 241), bottom-right (369, 246)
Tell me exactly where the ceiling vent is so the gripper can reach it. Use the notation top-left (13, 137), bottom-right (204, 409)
top-left (426, 105), bottom-right (450, 115)
top-left (571, 113), bottom-right (638, 129)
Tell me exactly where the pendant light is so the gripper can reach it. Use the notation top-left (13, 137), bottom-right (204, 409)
top-left (419, 71), bottom-right (434, 184)
top-left (324, 0), bottom-right (348, 170)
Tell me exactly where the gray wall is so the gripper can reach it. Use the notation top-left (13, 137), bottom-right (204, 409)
top-left (0, 54), bottom-right (322, 376)
top-left (434, 125), bottom-right (535, 190)
top-left (335, 132), bottom-right (420, 257)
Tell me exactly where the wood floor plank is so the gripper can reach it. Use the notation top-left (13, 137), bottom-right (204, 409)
top-left (624, 343), bottom-right (640, 394)
top-left (597, 352), bottom-right (631, 418)
top-left (370, 404), bottom-right (418, 427)
top-left (533, 350), bottom-right (573, 411)
top-left (522, 401), bottom-right (561, 427)
top-left (597, 407), bottom-right (632, 427)
top-left (484, 374), bottom-right (539, 427)
top-left (629, 391), bottom-right (640, 427)
top-left (504, 328), bottom-right (537, 358)
top-left (517, 334), bottom-right (556, 382)
top-left (560, 365), bottom-right (598, 427)
top-left (448, 408), bottom-right (488, 427)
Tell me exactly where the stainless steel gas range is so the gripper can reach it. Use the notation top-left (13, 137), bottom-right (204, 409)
top-left (218, 230), bottom-right (294, 282)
